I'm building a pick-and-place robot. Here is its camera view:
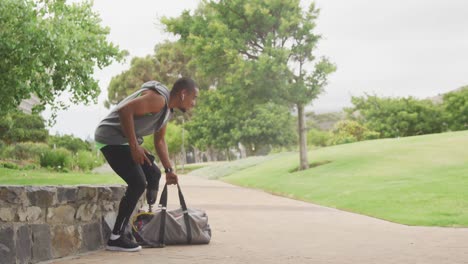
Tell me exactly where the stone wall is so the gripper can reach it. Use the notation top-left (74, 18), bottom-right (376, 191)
top-left (0, 185), bottom-right (142, 264)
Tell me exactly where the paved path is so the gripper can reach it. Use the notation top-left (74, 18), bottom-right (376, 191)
top-left (50, 175), bottom-right (468, 264)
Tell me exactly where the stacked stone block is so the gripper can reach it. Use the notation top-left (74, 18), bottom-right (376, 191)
top-left (0, 185), bottom-right (143, 263)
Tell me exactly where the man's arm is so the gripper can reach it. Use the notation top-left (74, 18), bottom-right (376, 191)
top-left (118, 91), bottom-right (165, 165)
top-left (154, 125), bottom-right (178, 185)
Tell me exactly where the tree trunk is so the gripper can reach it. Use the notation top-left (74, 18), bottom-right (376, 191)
top-left (297, 104), bottom-right (309, 170)
top-left (238, 142), bottom-right (247, 159)
top-left (171, 154), bottom-right (178, 172)
top-left (225, 148), bottom-right (231, 161)
top-left (193, 147), bottom-right (202, 163)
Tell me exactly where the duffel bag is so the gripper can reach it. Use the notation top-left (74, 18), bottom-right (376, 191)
top-left (132, 183), bottom-right (211, 247)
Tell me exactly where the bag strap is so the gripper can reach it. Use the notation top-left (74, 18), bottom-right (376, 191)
top-left (158, 183), bottom-right (193, 244)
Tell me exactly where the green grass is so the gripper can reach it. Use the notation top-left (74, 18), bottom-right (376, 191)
top-left (0, 168), bottom-right (124, 185)
top-left (215, 131), bottom-right (468, 227)
top-left (188, 154), bottom-right (281, 179)
top-left (176, 163), bottom-right (207, 174)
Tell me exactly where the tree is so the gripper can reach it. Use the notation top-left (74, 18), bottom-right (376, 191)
top-left (0, 111), bottom-right (48, 144)
top-left (186, 90), bottom-right (240, 152)
top-left (141, 123), bottom-right (186, 167)
top-left (163, 0), bottom-right (335, 169)
top-left (442, 86), bottom-right (468, 131)
top-left (106, 41), bottom-right (213, 107)
top-left (0, 0), bottom-right (125, 116)
top-left (347, 95), bottom-right (446, 138)
top-left (239, 103), bottom-right (297, 155)
top-left (186, 89), bottom-right (296, 157)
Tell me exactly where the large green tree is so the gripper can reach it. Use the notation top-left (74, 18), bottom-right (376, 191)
top-left (186, 90), bottom-right (240, 152)
top-left (163, 0), bottom-right (335, 169)
top-left (0, 0), bottom-right (124, 115)
top-left (186, 89), bottom-right (297, 156)
top-left (106, 41), bottom-right (212, 107)
top-left (239, 103), bottom-right (297, 154)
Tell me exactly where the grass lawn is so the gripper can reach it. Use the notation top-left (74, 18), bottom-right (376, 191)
top-left (0, 168), bottom-right (124, 185)
top-left (217, 130), bottom-right (468, 227)
top-left (176, 163), bottom-right (208, 174)
top-left (188, 155), bottom-right (281, 179)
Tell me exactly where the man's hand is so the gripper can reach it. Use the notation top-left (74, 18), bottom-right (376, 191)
top-left (130, 145), bottom-right (151, 165)
top-left (166, 171), bottom-right (178, 185)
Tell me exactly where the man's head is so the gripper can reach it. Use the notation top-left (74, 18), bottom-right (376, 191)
top-left (170, 77), bottom-right (199, 113)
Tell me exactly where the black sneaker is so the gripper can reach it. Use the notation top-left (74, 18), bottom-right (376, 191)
top-left (106, 236), bottom-right (142, 252)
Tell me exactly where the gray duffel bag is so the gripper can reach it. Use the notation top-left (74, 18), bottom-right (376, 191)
top-left (132, 183), bottom-right (211, 247)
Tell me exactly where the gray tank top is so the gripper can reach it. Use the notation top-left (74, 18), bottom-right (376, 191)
top-left (94, 81), bottom-right (173, 145)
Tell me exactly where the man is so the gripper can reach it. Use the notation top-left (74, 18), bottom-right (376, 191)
top-left (94, 77), bottom-right (199, 252)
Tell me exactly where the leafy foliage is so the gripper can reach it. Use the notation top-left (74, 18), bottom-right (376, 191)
top-left (163, 0), bottom-right (335, 167)
top-left (74, 150), bottom-right (103, 172)
top-left (142, 123), bottom-right (187, 158)
top-left (0, 111), bottom-right (48, 144)
top-left (40, 147), bottom-right (72, 171)
top-left (329, 120), bottom-right (379, 145)
top-left (347, 95), bottom-right (446, 138)
top-left (48, 134), bottom-right (91, 153)
top-left (0, 0), bottom-right (125, 115)
top-left (105, 41), bottom-right (212, 107)
top-left (8, 142), bottom-right (50, 161)
top-left (239, 103), bottom-right (297, 150)
top-left (186, 90), bottom-right (240, 150)
top-left (442, 86), bottom-right (468, 131)
top-left (307, 129), bottom-right (330, 147)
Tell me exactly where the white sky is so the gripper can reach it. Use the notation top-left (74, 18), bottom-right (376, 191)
top-left (45, 0), bottom-right (468, 140)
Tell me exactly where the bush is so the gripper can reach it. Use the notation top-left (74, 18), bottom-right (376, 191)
top-left (329, 134), bottom-right (358, 145)
top-left (74, 150), bottom-right (103, 171)
top-left (9, 142), bottom-right (50, 161)
top-left (0, 111), bottom-right (48, 144)
top-left (363, 130), bottom-right (380, 140)
top-left (48, 134), bottom-right (91, 153)
top-left (40, 148), bottom-right (72, 171)
top-left (0, 140), bottom-right (6, 157)
top-left (0, 144), bottom-right (14, 159)
top-left (0, 161), bottom-right (19, 170)
top-left (20, 164), bottom-right (38, 170)
top-left (307, 129), bottom-right (330, 147)
top-left (329, 120), bottom-right (379, 145)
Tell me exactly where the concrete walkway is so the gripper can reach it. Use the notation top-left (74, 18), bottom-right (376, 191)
top-left (50, 175), bottom-right (468, 264)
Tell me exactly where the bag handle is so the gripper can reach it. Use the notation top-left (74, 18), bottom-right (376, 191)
top-left (158, 183), bottom-right (188, 211)
top-left (157, 183), bottom-right (193, 245)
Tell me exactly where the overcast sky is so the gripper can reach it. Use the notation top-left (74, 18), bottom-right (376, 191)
top-left (45, 0), bottom-right (468, 140)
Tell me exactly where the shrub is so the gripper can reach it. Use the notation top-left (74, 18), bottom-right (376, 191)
top-left (9, 142), bottom-right (50, 161)
top-left (329, 134), bottom-right (358, 145)
top-left (0, 140), bottom-right (6, 157)
top-left (20, 164), bottom-right (38, 170)
top-left (0, 145), bottom-right (14, 159)
top-left (0, 111), bottom-right (48, 144)
top-left (329, 120), bottom-right (379, 145)
top-left (40, 148), bottom-right (72, 171)
top-left (307, 129), bottom-right (331, 147)
top-left (74, 150), bottom-right (102, 171)
top-left (0, 161), bottom-right (19, 170)
top-left (48, 134), bottom-right (91, 153)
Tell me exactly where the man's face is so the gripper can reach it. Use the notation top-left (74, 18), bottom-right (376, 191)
top-left (179, 87), bottom-right (199, 113)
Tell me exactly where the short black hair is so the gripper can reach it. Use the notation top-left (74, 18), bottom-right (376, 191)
top-left (170, 77), bottom-right (197, 96)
